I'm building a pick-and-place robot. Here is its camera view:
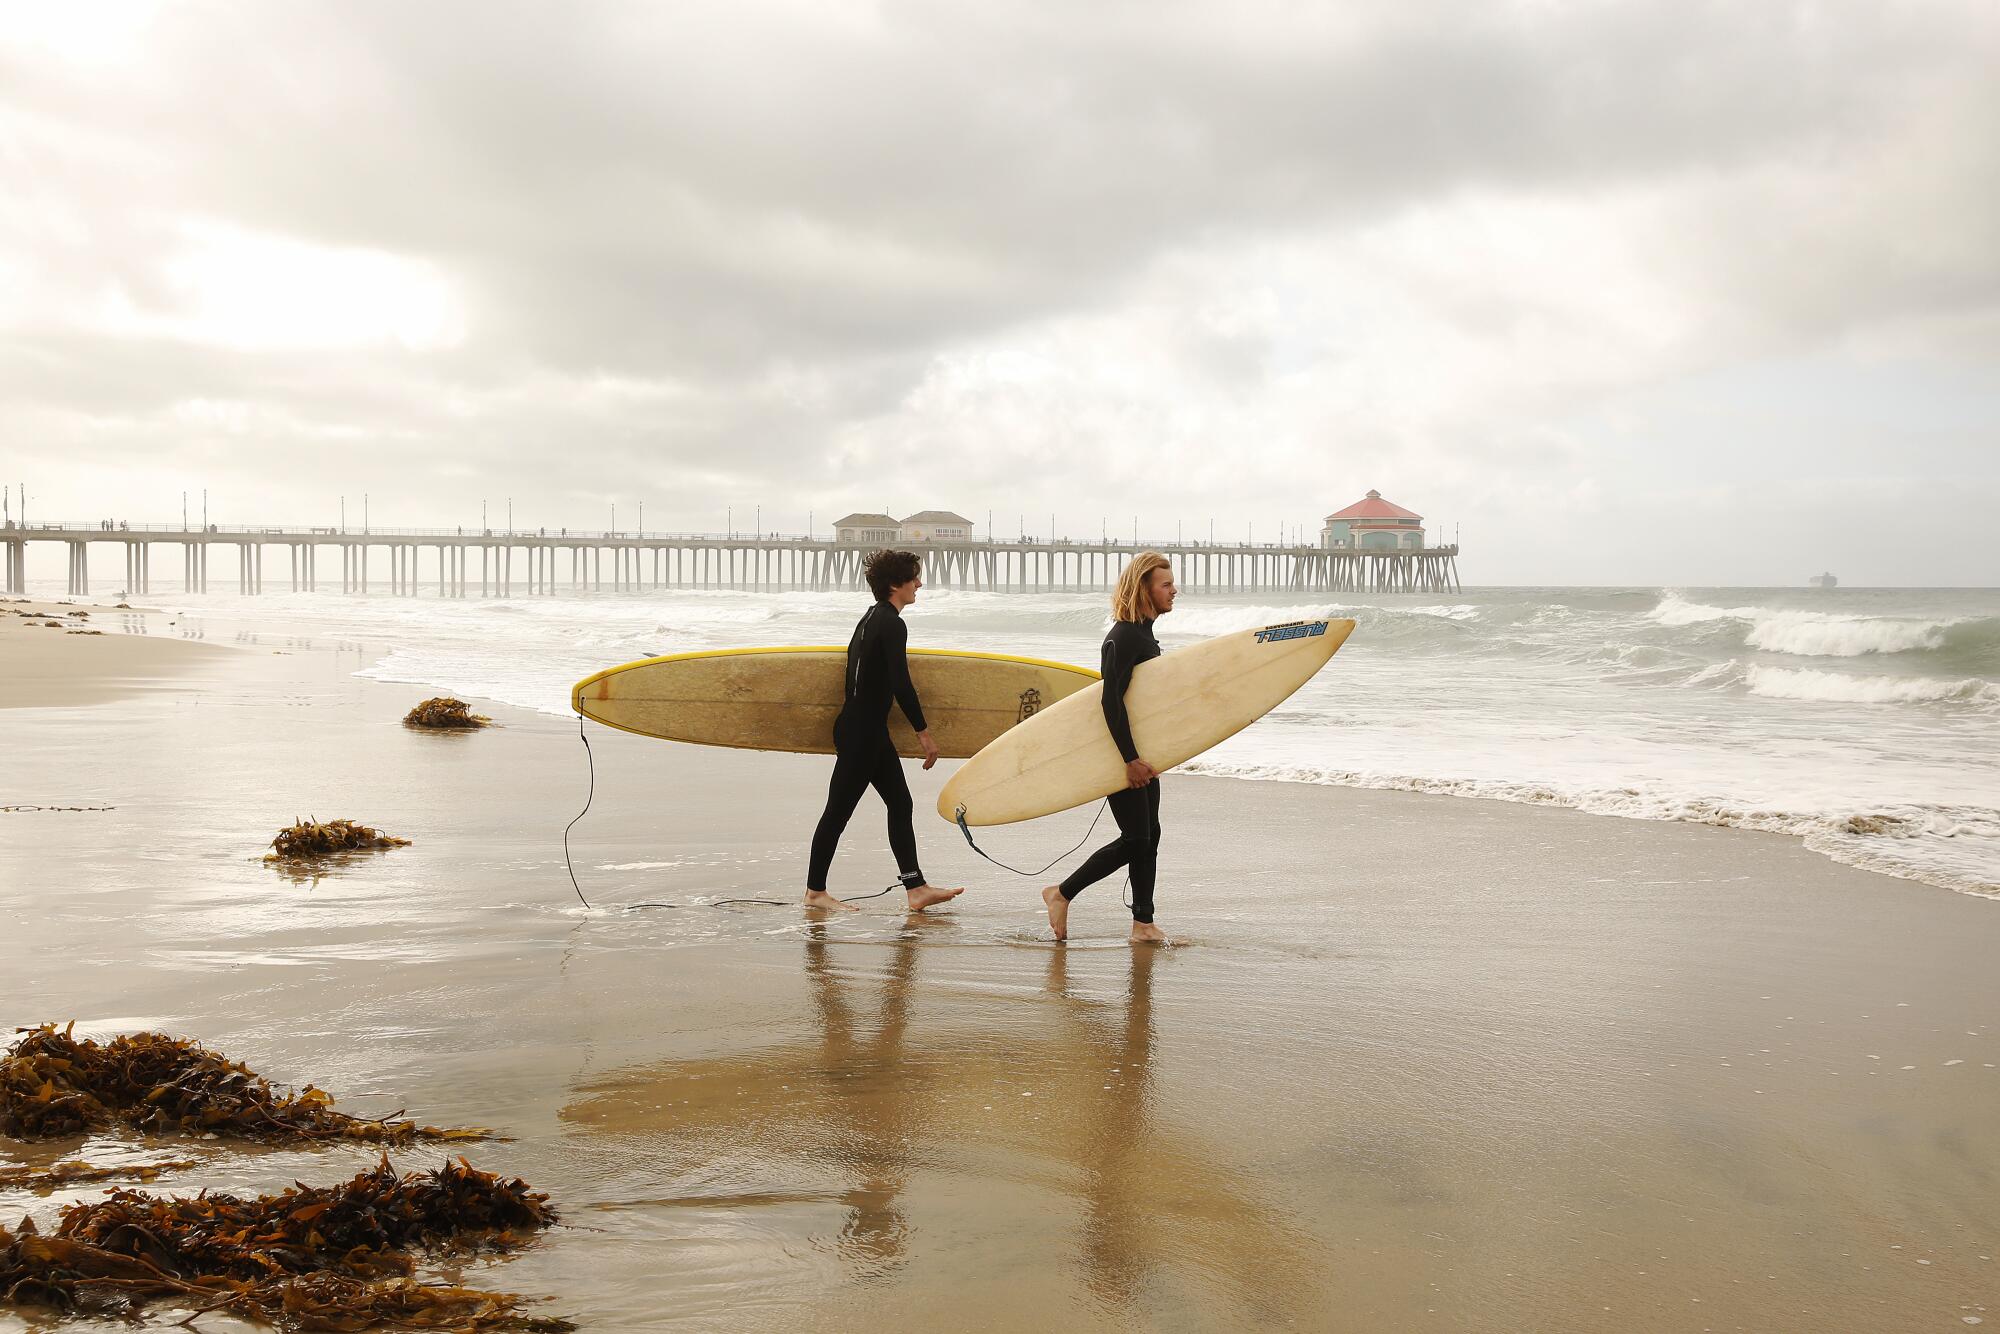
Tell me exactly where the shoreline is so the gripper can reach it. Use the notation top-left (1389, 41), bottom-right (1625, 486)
top-left (1184, 758), bottom-right (2000, 904)
top-left (15, 586), bottom-right (1994, 905)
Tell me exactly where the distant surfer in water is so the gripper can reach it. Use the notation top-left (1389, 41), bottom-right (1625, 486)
top-left (1045, 552), bottom-right (1175, 944)
top-left (806, 549), bottom-right (965, 913)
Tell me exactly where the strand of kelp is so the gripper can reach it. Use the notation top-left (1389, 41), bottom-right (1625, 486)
top-left (0, 1160), bottom-right (193, 1192)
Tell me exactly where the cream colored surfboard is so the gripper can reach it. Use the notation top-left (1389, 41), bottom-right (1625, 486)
top-left (937, 617), bottom-right (1356, 826)
top-left (571, 647), bottom-right (1098, 759)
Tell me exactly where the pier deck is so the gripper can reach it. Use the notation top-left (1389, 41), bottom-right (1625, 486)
top-left (3, 523), bottom-right (1460, 598)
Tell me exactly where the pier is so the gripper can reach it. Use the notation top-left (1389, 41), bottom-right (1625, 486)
top-left (3, 522), bottom-right (1461, 598)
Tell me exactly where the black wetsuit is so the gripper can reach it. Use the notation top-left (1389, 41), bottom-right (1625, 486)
top-left (1059, 618), bottom-right (1162, 923)
top-left (806, 600), bottom-right (927, 892)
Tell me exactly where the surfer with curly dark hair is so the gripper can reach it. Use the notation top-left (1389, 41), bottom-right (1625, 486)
top-left (805, 549), bottom-right (965, 913)
top-left (1044, 551), bottom-right (1176, 943)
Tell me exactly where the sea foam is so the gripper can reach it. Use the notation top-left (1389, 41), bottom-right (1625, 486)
top-left (1179, 759), bottom-right (2000, 899)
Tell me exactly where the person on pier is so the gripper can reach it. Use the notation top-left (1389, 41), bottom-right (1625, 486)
top-left (1044, 552), bottom-right (1175, 944)
top-left (805, 549), bottom-right (965, 914)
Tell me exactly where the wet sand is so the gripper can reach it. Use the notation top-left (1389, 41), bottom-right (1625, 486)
top-left (1, 620), bottom-right (1996, 1331)
top-left (0, 598), bottom-right (232, 709)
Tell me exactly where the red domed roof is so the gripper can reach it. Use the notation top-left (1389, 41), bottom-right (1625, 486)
top-left (1325, 490), bottom-right (1422, 521)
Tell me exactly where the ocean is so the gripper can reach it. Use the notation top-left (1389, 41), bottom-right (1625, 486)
top-left (45, 581), bottom-right (2000, 900)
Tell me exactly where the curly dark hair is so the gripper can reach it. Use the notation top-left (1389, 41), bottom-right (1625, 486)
top-left (864, 549), bottom-right (922, 600)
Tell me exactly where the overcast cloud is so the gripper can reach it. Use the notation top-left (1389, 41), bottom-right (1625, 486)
top-left (3, 0), bottom-right (1995, 584)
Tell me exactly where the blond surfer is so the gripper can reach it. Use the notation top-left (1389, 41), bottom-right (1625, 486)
top-left (1044, 552), bottom-right (1175, 944)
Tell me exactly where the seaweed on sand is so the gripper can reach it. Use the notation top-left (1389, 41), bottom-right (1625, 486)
top-left (403, 698), bottom-right (492, 730)
top-left (58, 1156), bottom-right (554, 1277)
top-left (0, 1157), bottom-right (571, 1331)
top-left (0, 1159), bottom-right (194, 1192)
top-left (267, 818), bottom-right (411, 860)
top-left (0, 1024), bottom-right (487, 1144)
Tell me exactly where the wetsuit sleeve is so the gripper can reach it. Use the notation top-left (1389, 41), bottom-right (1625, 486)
top-left (1100, 633), bottom-right (1140, 763)
top-left (886, 615), bottom-right (927, 732)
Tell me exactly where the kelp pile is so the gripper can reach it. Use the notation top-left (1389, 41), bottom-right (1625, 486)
top-left (0, 1024), bottom-right (486, 1145)
top-left (403, 697), bottom-right (492, 730)
top-left (0, 1157), bottom-right (571, 1331)
top-left (267, 818), bottom-right (411, 860)
top-left (59, 1156), bottom-right (554, 1277)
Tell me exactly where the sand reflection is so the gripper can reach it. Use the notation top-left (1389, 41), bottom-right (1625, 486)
top-left (562, 930), bottom-right (1322, 1319)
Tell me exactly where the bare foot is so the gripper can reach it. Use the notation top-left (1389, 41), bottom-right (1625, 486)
top-left (905, 883), bottom-right (963, 912)
top-left (803, 889), bottom-right (859, 913)
top-left (1042, 885), bottom-right (1070, 941)
top-left (1129, 921), bottom-right (1167, 945)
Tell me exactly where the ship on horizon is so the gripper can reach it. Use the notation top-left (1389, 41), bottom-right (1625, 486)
top-left (1809, 571), bottom-right (1838, 588)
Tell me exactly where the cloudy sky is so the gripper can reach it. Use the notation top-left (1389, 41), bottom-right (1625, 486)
top-left (4, 0), bottom-right (1995, 585)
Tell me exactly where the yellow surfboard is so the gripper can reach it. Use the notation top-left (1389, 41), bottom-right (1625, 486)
top-left (571, 646), bottom-right (1099, 759)
top-left (938, 617), bottom-right (1356, 826)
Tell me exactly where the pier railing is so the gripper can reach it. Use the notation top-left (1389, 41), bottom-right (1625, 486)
top-left (15, 520), bottom-right (816, 541)
top-left (3, 521), bottom-right (1461, 598)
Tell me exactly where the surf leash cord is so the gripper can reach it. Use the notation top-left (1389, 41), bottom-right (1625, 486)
top-left (952, 800), bottom-right (1110, 877)
top-left (953, 799), bottom-right (1135, 911)
top-left (565, 713), bottom-right (910, 912)
top-left (563, 712), bottom-right (595, 909)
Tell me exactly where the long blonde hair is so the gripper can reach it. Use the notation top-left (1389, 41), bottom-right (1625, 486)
top-left (1112, 552), bottom-right (1171, 622)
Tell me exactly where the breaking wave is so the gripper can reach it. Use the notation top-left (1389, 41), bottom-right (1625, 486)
top-left (1647, 593), bottom-right (2000, 665)
top-left (1745, 612), bottom-right (1946, 657)
top-left (1744, 664), bottom-right (2000, 708)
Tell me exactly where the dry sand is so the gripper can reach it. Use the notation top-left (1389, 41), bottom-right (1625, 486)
top-left (1, 619), bottom-right (1994, 1332)
top-left (0, 598), bottom-right (233, 709)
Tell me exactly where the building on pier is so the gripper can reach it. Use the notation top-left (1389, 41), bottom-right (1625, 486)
top-left (1322, 490), bottom-right (1425, 551)
top-left (896, 510), bottom-right (974, 542)
top-left (832, 513), bottom-right (900, 544)
top-left (831, 510), bottom-right (976, 544)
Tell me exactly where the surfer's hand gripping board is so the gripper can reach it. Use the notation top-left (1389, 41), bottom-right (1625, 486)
top-left (938, 617), bottom-right (1356, 827)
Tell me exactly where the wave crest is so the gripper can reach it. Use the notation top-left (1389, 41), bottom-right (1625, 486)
top-left (1647, 594), bottom-right (1997, 664)
top-left (1744, 664), bottom-right (2000, 708)
top-left (1745, 611), bottom-right (1948, 657)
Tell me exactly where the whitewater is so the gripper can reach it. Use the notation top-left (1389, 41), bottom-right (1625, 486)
top-left (51, 581), bottom-right (2000, 900)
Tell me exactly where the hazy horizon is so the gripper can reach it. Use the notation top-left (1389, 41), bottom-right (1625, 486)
top-left (5, 2), bottom-right (1996, 586)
